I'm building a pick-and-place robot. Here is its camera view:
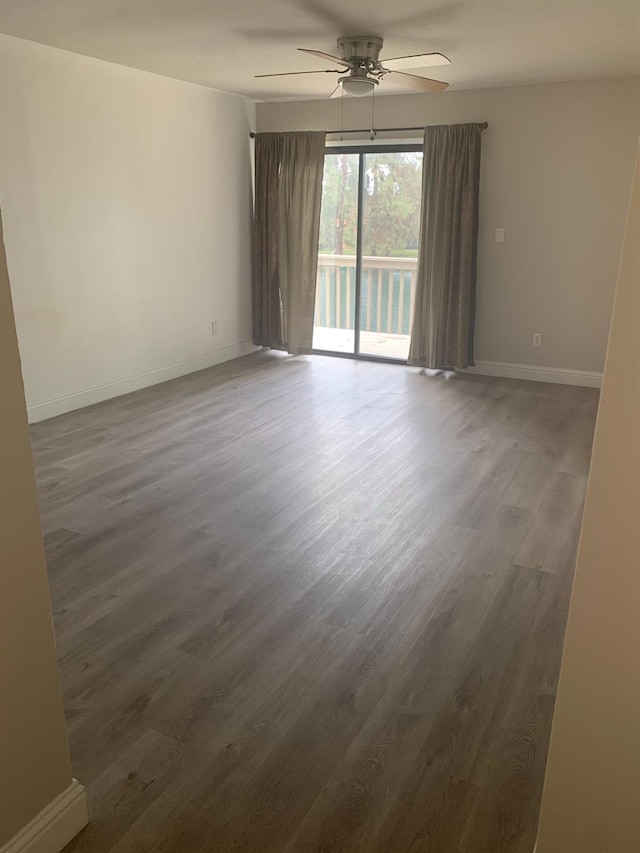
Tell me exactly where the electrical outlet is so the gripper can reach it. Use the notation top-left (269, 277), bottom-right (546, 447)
top-left (211, 320), bottom-right (219, 336)
top-left (495, 228), bottom-right (505, 243)
top-left (532, 332), bottom-right (543, 347)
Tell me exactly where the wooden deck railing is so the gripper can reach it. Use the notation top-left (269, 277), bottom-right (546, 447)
top-left (315, 254), bottom-right (417, 335)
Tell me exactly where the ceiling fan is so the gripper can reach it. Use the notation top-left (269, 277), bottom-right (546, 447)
top-left (256, 35), bottom-right (450, 97)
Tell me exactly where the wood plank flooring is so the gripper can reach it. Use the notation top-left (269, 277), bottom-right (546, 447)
top-left (29, 352), bottom-right (599, 853)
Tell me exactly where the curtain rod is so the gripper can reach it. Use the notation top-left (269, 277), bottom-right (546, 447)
top-left (249, 122), bottom-right (488, 139)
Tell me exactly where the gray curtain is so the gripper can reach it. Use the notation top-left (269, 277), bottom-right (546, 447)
top-left (252, 131), bottom-right (326, 354)
top-left (252, 134), bottom-right (284, 348)
top-left (408, 123), bottom-right (483, 369)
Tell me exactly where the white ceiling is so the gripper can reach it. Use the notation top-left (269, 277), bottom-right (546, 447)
top-left (1, 0), bottom-right (639, 100)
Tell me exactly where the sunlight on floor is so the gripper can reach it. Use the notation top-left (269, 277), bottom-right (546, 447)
top-left (312, 326), bottom-right (411, 361)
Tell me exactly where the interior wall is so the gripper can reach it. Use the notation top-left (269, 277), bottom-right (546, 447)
top-left (535, 143), bottom-right (640, 852)
top-left (0, 35), bottom-right (256, 422)
top-left (257, 79), bottom-right (640, 375)
top-left (0, 209), bottom-right (82, 846)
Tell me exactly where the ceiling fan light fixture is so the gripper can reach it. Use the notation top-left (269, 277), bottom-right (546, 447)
top-left (340, 76), bottom-right (376, 96)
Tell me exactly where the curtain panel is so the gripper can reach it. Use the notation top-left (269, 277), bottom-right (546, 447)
top-left (409, 123), bottom-right (484, 370)
top-left (252, 133), bottom-right (284, 349)
top-left (252, 131), bottom-right (326, 355)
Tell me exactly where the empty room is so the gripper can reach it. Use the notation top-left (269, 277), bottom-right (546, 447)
top-left (1, 2), bottom-right (639, 853)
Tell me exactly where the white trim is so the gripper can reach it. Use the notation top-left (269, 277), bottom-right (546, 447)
top-left (27, 340), bottom-right (259, 423)
top-left (0, 780), bottom-right (88, 853)
top-left (460, 360), bottom-right (602, 388)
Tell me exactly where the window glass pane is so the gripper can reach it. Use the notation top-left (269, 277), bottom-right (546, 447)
top-left (313, 153), bottom-right (359, 355)
top-left (359, 151), bottom-right (423, 361)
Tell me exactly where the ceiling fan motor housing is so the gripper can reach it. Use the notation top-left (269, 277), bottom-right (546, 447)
top-left (337, 36), bottom-right (383, 64)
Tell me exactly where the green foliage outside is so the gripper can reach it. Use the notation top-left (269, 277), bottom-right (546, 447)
top-left (318, 152), bottom-right (423, 258)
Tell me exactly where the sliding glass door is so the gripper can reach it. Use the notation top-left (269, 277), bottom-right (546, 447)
top-left (359, 151), bottom-right (422, 360)
top-left (313, 146), bottom-right (423, 363)
top-left (312, 152), bottom-right (358, 355)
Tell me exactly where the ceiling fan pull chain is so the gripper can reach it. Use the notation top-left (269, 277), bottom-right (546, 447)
top-left (370, 85), bottom-right (376, 141)
top-left (340, 84), bottom-right (344, 141)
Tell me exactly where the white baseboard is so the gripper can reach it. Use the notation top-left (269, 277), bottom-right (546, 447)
top-left (461, 360), bottom-right (602, 388)
top-left (0, 780), bottom-right (88, 853)
top-left (27, 340), bottom-right (259, 423)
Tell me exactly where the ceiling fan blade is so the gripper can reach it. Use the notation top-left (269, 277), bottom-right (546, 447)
top-left (255, 69), bottom-right (340, 78)
top-left (385, 1), bottom-right (465, 29)
top-left (237, 28), bottom-right (321, 41)
top-left (297, 0), bottom-right (463, 36)
top-left (297, 0), bottom-right (360, 34)
top-left (384, 70), bottom-right (449, 93)
top-left (298, 48), bottom-right (351, 68)
top-left (381, 52), bottom-right (451, 71)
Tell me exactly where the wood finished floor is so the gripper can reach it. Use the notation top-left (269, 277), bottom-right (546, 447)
top-left (30, 352), bottom-right (599, 853)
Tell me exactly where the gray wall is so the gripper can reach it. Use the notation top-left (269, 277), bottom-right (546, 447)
top-left (537, 141), bottom-right (640, 853)
top-left (0, 35), bottom-right (256, 421)
top-left (0, 209), bottom-right (77, 846)
top-left (257, 78), bottom-right (640, 373)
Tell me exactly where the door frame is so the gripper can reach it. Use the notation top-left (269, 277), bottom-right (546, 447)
top-left (312, 143), bottom-right (423, 365)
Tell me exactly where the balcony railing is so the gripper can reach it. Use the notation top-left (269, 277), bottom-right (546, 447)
top-left (315, 254), bottom-right (417, 336)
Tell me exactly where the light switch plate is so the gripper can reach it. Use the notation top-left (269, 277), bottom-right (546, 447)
top-left (495, 228), bottom-right (505, 243)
